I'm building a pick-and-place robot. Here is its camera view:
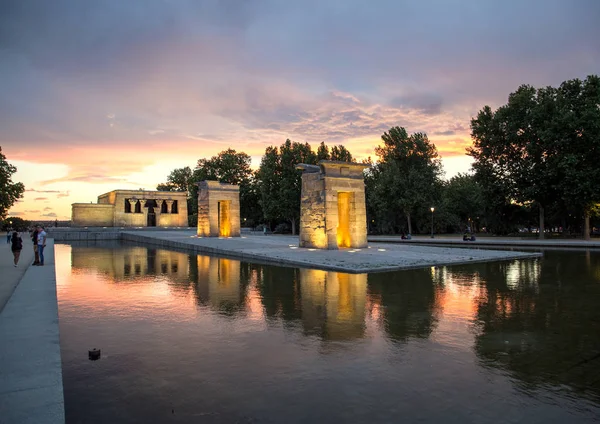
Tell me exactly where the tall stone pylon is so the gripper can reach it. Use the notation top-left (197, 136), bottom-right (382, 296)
top-left (196, 181), bottom-right (241, 237)
top-left (296, 161), bottom-right (369, 249)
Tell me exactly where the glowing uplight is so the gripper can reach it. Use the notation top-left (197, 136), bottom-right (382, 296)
top-left (241, 236), bottom-right (247, 239)
top-left (378, 248), bottom-right (386, 252)
top-left (290, 246), bottom-right (298, 249)
top-left (308, 248), bottom-right (316, 251)
top-left (218, 201), bottom-right (231, 237)
top-left (337, 192), bottom-right (351, 248)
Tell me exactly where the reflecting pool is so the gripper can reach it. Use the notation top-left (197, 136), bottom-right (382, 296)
top-left (56, 242), bottom-right (600, 423)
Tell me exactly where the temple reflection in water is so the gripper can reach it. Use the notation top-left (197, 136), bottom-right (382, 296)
top-left (63, 243), bottom-right (600, 402)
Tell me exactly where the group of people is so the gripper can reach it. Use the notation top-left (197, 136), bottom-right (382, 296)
top-left (7, 226), bottom-right (47, 267)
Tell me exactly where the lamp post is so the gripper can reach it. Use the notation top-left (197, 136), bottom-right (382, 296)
top-left (430, 207), bottom-right (435, 238)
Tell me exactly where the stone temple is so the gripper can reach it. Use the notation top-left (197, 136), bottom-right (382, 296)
top-left (296, 161), bottom-right (369, 250)
top-left (196, 181), bottom-right (241, 237)
top-left (72, 190), bottom-right (188, 227)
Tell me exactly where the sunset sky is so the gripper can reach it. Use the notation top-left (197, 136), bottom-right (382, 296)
top-left (2, 0), bottom-right (598, 221)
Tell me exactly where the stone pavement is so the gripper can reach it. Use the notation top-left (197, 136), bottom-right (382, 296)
top-left (123, 230), bottom-right (541, 273)
top-left (0, 233), bottom-right (65, 424)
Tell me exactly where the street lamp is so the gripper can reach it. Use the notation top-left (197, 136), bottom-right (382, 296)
top-left (430, 207), bottom-right (435, 238)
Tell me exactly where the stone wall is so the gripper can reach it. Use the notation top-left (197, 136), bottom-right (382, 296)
top-left (71, 204), bottom-right (114, 227)
top-left (197, 181), bottom-right (241, 237)
top-left (298, 161), bottom-right (368, 249)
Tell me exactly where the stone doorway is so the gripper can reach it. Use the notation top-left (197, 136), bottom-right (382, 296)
top-left (337, 192), bottom-right (352, 248)
top-left (145, 200), bottom-right (157, 227)
top-left (147, 208), bottom-right (156, 227)
top-left (218, 201), bottom-right (231, 237)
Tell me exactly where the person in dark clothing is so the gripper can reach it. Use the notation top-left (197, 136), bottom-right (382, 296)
top-left (31, 227), bottom-right (40, 265)
top-left (11, 231), bottom-right (23, 267)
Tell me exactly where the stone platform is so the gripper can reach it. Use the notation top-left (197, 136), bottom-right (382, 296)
top-left (122, 230), bottom-right (541, 273)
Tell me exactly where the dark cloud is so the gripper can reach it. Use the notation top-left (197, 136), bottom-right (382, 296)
top-left (43, 207), bottom-right (53, 211)
top-left (0, 0), bottom-right (598, 157)
top-left (433, 130), bottom-right (456, 136)
top-left (390, 93), bottom-right (444, 116)
top-left (34, 197), bottom-right (48, 201)
top-left (42, 212), bottom-right (57, 218)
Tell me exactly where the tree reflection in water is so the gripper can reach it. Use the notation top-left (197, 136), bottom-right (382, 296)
top-left (471, 251), bottom-right (600, 402)
top-left (67, 241), bottom-right (600, 402)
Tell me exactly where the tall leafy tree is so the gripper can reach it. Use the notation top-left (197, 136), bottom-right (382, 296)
top-left (330, 145), bottom-right (353, 162)
top-left (441, 173), bottom-right (484, 232)
top-left (371, 127), bottom-right (443, 234)
top-left (316, 142), bottom-right (330, 161)
top-left (256, 146), bottom-right (281, 226)
top-left (469, 75), bottom-right (600, 239)
top-left (277, 139), bottom-right (316, 235)
top-left (0, 147), bottom-right (25, 221)
top-left (469, 86), bottom-right (559, 238)
top-left (550, 76), bottom-right (600, 239)
top-left (156, 166), bottom-right (192, 192)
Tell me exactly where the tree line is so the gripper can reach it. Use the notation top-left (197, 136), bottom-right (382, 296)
top-left (3, 76), bottom-right (595, 238)
top-left (158, 75), bottom-right (599, 239)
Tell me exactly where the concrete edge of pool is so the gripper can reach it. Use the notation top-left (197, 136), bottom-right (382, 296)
top-left (119, 231), bottom-right (543, 274)
top-left (0, 239), bottom-right (65, 424)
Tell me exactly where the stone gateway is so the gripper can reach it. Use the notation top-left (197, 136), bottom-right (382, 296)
top-left (71, 190), bottom-right (188, 227)
top-left (297, 161), bottom-right (369, 250)
top-left (196, 181), bottom-right (241, 237)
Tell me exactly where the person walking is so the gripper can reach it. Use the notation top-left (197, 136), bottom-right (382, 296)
top-left (36, 226), bottom-right (47, 266)
top-left (6, 228), bottom-right (12, 244)
top-left (10, 231), bottom-right (23, 267)
top-left (31, 226), bottom-right (40, 265)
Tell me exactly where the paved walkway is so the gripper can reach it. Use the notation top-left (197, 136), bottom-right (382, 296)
top-left (0, 233), bottom-right (65, 424)
top-left (123, 231), bottom-right (541, 273)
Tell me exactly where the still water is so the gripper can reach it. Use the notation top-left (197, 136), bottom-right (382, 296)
top-left (56, 242), bottom-right (600, 423)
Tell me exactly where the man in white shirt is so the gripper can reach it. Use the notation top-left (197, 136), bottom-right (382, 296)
top-left (36, 226), bottom-right (47, 266)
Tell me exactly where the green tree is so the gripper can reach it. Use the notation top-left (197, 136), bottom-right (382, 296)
top-left (469, 75), bottom-right (600, 239)
top-left (256, 146), bottom-right (281, 226)
top-left (469, 86), bottom-right (560, 238)
top-left (2, 217), bottom-right (30, 231)
top-left (550, 76), bottom-right (600, 239)
top-left (316, 142), bottom-right (330, 161)
top-left (330, 145), bottom-right (353, 162)
top-left (190, 149), bottom-right (255, 223)
top-left (0, 147), bottom-right (25, 221)
top-left (156, 166), bottom-right (192, 192)
top-left (441, 173), bottom-right (484, 232)
top-left (278, 139), bottom-right (316, 235)
top-left (371, 127), bottom-right (443, 234)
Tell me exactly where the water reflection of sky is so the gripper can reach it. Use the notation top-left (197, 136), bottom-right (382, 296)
top-left (56, 242), bottom-right (600, 423)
